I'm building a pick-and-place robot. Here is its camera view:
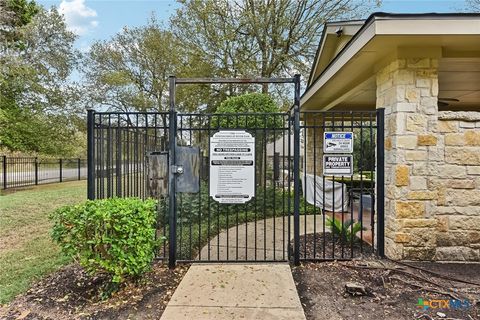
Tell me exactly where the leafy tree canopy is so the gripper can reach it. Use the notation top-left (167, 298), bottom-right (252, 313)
top-left (0, 4), bottom-right (84, 156)
top-left (171, 0), bottom-right (380, 98)
top-left (0, 0), bottom-right (39, 43)
top-left (214, 93), bottom-right (283, 134)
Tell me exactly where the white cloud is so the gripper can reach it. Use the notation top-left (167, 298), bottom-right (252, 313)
top-left (59, 0), bottom-right (98, 36)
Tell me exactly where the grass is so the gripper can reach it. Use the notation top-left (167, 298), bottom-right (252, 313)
top-left (0, 181), bottom-right (87, 305)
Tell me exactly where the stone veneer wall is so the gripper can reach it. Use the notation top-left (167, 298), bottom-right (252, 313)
top-left (432, 112), bottom-right (480, 261)
top-left (304, 116), bottom-right (324, 175)
top-left (377, 57), bottom-right (480, 261)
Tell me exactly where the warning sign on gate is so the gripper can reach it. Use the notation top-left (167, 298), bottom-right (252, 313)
top-left (323, 155), bottom-right (353, 176)
top-left (210, 130), bottom-right (255, 203)
top-left (324, 132), bottom-right (353, 153)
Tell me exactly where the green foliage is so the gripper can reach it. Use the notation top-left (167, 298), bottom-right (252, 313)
top-left (326, 216), bottom-right (364, 245)
top-left (83, 19), bottom-right (187, 112)
top-left (50, 198), bottom-right (158, 284)
top-left (0, 0), bottom-right (39, 43)
top-left (171, 0), bottom-right (380, 104)
top-left (6, 0), bottom-right (39, 26)
top-left (214, 93), bottom-right (283, 128)
top-left (353, 128), bottom-right (375, 172)
top-left (0, 6), bottom-right (82, 156)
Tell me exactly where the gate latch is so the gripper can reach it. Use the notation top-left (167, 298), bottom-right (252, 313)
top-left (172, 165), bottom-right (184, 174)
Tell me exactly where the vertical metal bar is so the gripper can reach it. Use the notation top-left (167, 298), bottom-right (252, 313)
top-left (359, 113), bottom-right (364, 253)
top-left (369, 112), bottom-right (375, 253)
top-left (376, 108), bottom-right (385, 257)
top-left (282, 116), bottom-right (286, 260)
top-left (198, 115), bottom-right (202, 261)
top-left (116, 115), bottom-right (122, 196)
top-left (293, 74), bottom-right (301, 266)
top-left (272, 118), bottom-right (276, 260)
top-left (168, 76), bottom-right (177, 268)
top-left (107, 114), bottom-right (112, 198)
top-left (35, 157), bottom-right (39, 185)
top-left (254, 115), bottom-right (258, 261)
top-left (331, 113), bottom-right (335, 259)
top-left (350, 112), bottom-right (355, 259)
top-left (207, 115), bottom-right (212, 261)
top-left (245, 114), bottom-right (249, 261)
top-left (135, 115), bottom-right (139, 197)
top-left (263, 113), bottom-right (267, 260)
top-left (59, 159), bottom-right (63, 183)
top-left (322, 113), bottom-right (326, 259)
top-left (77, 158), bottom-right (81, 181)
top-left (87, 109), bottom-right (95, 199)
top-left (3, 156), bottom-right (7, 189)
top-left (341, 112), bottom-right (345, 258)
top-left (188, 116), bottom-right (193, 259)
top-left (313, 115), bottom-right (317, 259)
top-left (303, 114), bottom-right (307, 259)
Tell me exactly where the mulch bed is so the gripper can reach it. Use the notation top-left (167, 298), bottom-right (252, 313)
top-left (293, 259), bottom-right (480, 320)
top-left (0, 262), bottom-right (189, 320)
top-left (298, 232), bottom-right (374, 260)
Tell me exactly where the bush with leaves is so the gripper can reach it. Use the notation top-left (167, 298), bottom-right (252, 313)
top-left (326, 216), bottom-right (364, 245)
top-left (50, 198), bottom-right (158, 284)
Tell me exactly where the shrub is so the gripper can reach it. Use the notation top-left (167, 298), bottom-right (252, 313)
top-left (50, 197), bottom-right (158, 284)
top-left (326, 216), bottom-right (364, 245)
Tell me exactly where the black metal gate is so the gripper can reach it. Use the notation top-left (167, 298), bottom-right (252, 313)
top-left (87, 76), bottom-right (385, 267)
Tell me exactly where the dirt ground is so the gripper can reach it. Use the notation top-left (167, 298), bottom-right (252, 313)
top-left (0, 262), bottom-right (189, 320)
top-left (293, 259), bottom-right (480, 320)
top-left (298, 232), bottom-right (373, 260)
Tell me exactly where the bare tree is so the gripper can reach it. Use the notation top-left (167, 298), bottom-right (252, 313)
top-left (171, 0), bottom-right (381, 95)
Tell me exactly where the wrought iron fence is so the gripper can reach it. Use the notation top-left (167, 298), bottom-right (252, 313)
top-left (86, 76), bottom-right (386, 266)
top-left (298, 110), bottom-right (378, 261)
top-left (0, 156), bottom-right (87, 189)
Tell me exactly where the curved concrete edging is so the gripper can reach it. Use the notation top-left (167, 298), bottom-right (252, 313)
top-left (197, 215), bottom-right (330, 261)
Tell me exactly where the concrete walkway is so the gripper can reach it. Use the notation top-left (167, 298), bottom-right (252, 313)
top-left (198, 215), bottom-right (325, 261)
top-left (160, 263), bottom-right (306, 320)
top-left (197, 210), bottom-right (373, 261)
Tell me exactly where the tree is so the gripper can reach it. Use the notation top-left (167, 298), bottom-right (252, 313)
top-left (0, 5), bottom-right (84, 156)
top-left (171, 0), bottom-right (380, 95)
top-left (82, 16), bottom-right (222, 115)
top-left (0, 0), bottom-right (39, 43)
top-left (215, 93), bottom-right (283, 185)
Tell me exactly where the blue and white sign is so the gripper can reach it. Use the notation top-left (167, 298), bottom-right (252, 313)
top-left (323, 132), bottom-right (353, 153)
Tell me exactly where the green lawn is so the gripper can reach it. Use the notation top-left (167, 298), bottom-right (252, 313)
top-left (0, 181), bottom-right (87, 305)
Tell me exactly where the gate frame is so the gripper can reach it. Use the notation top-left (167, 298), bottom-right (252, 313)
top-left (86, 77), bottom-right (385, 268)
top-left (168, 76), bottom-right (301, 268)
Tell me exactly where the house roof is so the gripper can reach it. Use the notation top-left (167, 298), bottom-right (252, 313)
top-left (302, 12), bottom-right (480, 111)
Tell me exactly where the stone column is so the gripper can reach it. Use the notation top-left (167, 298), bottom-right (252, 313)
top-left (376, 58), bottom-right (440, 260)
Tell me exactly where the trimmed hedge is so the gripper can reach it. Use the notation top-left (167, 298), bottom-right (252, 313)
top-left (50, 198), bottom-right (158, 283)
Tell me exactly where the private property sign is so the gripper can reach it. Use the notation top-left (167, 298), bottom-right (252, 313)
top-left (324, 132), bottom-right (353, 153)
top-left (209, 130), bottom-right (255, 204)
top-left (323, 155), bottom-right (353, 176)
top-left (323, 131), bottom-right (354, 176)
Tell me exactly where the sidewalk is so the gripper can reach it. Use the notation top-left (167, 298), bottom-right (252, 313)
top-left (198, 211), bottom-right (372, 261)
top-left (160, 263), bottom-right (306, 320)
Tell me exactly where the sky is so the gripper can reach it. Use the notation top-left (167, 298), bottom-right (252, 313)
top-left (35, 0), bottom-right (469, 51)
